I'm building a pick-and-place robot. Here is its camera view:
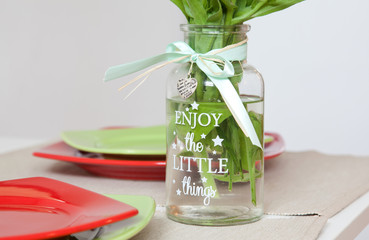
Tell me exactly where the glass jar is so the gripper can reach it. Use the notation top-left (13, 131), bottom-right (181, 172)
top-left (166, 24), bottom-right (264, 226)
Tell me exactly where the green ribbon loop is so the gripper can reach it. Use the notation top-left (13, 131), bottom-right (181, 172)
top-left (104, 41), bottom-right (262, 149)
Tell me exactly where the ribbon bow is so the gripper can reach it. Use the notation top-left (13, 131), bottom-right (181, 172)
top-left (104, 40), bottom-right (262, 149)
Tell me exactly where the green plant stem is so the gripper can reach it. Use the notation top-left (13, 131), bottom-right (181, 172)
top-left (230, 0), bottom-right (268, 25)
top-left (189, 28), bottom-right (258, 198)
top-left (245, 138), bottom-right (256, 205)
top-left (224, 0), bottom-right (237, 26)
top-left (197, 151), bottom-right (220, 198)
top-left (169, 0), bottom-right (304, 209)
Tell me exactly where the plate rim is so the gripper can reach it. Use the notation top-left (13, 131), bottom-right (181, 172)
top-left (100, 194), bottom-right (156, 240)
top-left (0, 177), bottom-right (138, 240)
top-left (33, 131), bottom-right (283, 166)
top-left (32, 132), bottom-right (284, 181)
top-left (61, 125), bottom-right (166, 156)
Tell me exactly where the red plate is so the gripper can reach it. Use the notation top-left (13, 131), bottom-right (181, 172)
top-left (264, 132), bottom-right (285, 159)
top-left (33, 142), bottom-right (167, 181)
top-left (33, 132), bottom-right (284, 181)
top-left (0, 177), bottom-right (138, 240)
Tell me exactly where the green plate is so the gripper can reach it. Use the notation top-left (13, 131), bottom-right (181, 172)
top-left (96, 195), bottom-right (155, 240)
top-left (61, 125), bottom-right (166, 155)
top-left (68, 195), bottom-right (156, 240)
top-left (61, 125), bottom-right (273, 156)
top-left (67, 195), bottom-right (155, 240)
top-left (265, 135), bottom-right (274, 144)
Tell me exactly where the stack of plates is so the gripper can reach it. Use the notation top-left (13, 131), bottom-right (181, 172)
top-left (0, 177), bottom-right (156, 240)
top-left (33, 125), bottom-right (284, 181)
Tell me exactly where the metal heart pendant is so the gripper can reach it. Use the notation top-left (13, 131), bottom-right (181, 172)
top-left (177, 77), bottom-right (198, 99)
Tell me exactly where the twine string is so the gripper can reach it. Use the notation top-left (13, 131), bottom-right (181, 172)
top-left (117, 38), bottom-right (248, 94)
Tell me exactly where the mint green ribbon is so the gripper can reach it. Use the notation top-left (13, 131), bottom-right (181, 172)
top-left (104, 41), bottom-right (262, 149)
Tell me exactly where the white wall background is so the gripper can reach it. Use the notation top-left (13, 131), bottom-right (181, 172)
top-left (1, 0), bottom-right (369, 238)
top-left (1, 0), bottom-right (369, 158)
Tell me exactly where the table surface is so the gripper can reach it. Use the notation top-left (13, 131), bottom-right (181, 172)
top-left (1, 137), bottom-right (368, 240)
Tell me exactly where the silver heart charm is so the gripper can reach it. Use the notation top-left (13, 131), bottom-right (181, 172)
top-left (177, 77), bottom-right (198, 99)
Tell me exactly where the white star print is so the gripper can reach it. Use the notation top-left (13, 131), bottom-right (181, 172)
top-left (172, 142), bottom-right (177, 149)
top-left (201, 177), bottom-right (207, 183)
top-left (173, 179), bottom-right (176, 184)
top-left (185, 107), bottom-right (189, 111)
top-left (212, 135), bottom-right (224, 147)
top-left (173, 131), bottom-right (176, 135)
top-left (212, 150), bottom-right (217, 155)
top-left (176, 189), bottom-right (181, 196)
top-left (191, 101), bottom-right (199, 110)
top-left (201, 133), bottom-right (206, 139)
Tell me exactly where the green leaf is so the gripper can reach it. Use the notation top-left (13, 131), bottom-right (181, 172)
top-left (235, 0), bottom-right (248, 11)
top-left (206, 0), bottom-right (223, 24)
top-left (186, 0), bottom-right (209, 24)
top-left (182, 0), bottom-right (194, 20)
top-left (221, 0), bottom-right (238, 25)
top-left (196, 150), bottom-right (220, 198)
top-left (170, 0), bottom-right (190, 20)
top-left (171, 0), bottom-right (305, 25)
top-left (249, 110), bottom-right (263, 143)
top-left (231, 0), bottom-right (304, 24)
top-left (245, 0), bottom-right (253, 6)
top-left (231, 0), bottom-right (268, 24)
top-left (174, 101), bottom-right (232, 142)
top-left (213, 170), bottom-right (262, 182)
top-left (220, 0), bottom-right (238, 9)
top-left (250, 0), bottom-right (305, 19)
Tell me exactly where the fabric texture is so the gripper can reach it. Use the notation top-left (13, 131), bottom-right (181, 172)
top-left (1, 144), bottom-right (369, 239)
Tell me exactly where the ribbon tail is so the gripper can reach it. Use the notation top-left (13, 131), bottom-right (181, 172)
top-left (104, 52), bottom-right (186, 82)
top-left (208, 77), bottom-right (262, 149)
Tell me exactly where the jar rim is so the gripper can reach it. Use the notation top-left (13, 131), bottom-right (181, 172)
top-left (180, 24), bottom-right (250, 33)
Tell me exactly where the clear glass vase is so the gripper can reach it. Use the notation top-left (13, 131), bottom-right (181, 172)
top-left (165, 24), bottom-right (264, 226)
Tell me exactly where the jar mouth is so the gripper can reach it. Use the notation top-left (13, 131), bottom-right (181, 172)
top-left (180, 24), bottom-right (250, 34)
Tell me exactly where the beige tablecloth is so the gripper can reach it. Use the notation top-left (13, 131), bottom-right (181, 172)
top-left (1, 144), bottom-right (369, 240)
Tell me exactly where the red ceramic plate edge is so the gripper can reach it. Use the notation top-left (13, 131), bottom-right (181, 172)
top-left (264, 132), bottom-right (285, 160)
top-left (32, 132), bottom-right (284, 180)
top-left (33, 142), bottom-right (166, 167)
top-left (33, 132), bottom-right (283, 164)
top-left (0, 177), bottom-right (139, 240)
